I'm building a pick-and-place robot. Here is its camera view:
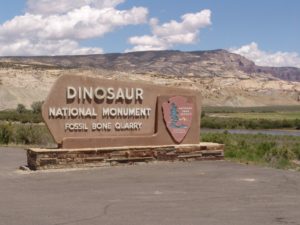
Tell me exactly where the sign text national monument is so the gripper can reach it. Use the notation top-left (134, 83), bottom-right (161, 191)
top-left (27, 74), bottom-right (224, 170)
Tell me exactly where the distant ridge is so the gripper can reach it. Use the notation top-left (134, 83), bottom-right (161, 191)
top-left (1, 49), bottom-right (300, 81)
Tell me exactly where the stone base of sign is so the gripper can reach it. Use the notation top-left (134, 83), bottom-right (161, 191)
top-left (26, 142), bottom-right (224, 170)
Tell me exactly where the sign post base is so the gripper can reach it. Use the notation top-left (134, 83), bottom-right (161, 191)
top-left (26, 143), bottom-right (224, 170)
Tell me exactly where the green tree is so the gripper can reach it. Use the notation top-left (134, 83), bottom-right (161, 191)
top-left (31, 101), bottom-right (43, 114)
top-left (16, 104), bottom-right (26, 114)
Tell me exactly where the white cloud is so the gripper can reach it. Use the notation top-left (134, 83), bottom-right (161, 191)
top-left (126, 9), bottom-right (211, 52)
top-left (26, 0), bottom-right (125, 15)
top-left (230, 42), bottom-right (300, 68)
top-left (0, 39), bottom-right (103, 56)
top-left (0, 0), bottom-right (148, 56)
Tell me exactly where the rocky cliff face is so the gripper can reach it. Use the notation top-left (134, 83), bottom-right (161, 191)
top-left (0, 50), bottom-right (299, 109)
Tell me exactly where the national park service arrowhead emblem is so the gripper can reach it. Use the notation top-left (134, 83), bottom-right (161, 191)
top-left (162, 96), bottom-right (193, 143)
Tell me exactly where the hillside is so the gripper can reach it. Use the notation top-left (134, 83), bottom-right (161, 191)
top-left (0, 50), bottom-right (299, 110)
top-left (2, 50), bottom-right (300, 81)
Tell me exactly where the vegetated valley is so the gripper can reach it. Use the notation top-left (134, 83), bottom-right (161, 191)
top-left (0, 50), bottom-right (300, 169)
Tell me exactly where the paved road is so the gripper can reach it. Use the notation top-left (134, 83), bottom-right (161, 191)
top-left (1, 147), bottom-right (300, 225)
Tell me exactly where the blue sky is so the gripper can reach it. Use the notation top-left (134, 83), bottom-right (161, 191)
top-left (0, 0), bottom-right (299, 67)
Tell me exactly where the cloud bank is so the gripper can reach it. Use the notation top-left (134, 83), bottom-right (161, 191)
top-left (126, 9), bottom-right (211, 52)
top-left (230, 42), bottom-right (300, 68)
top-left (0, 0), bottom-right (148, 56)
top-left (1, 0), bottom-right (298, 69)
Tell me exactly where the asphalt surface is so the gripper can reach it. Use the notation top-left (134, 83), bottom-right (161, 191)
top-left (1, 147), bottom-right (300, 225)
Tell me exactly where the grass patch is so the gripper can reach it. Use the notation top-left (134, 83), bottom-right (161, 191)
top-left (201, 132), bottom-right (300, 169)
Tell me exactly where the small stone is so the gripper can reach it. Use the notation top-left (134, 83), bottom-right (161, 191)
top-left (19, 165), bottom-right (30, 171)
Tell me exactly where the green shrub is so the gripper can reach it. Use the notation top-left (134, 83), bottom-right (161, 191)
top-left (31, 101), bottom-right (43, 114)
top-left (292, 144), bottom-right (300, 160)
top-left (15, 125), bottom-right (37, 144)
top-left (16, 104), bottom-right (26, 114)
top-left (201, 132), bottom-right (300, 169)
top-left (14, 124), bottom-right (53, 145)
top-left (264, 146), bottom-right (296, 169)
top-left (17, 125), bottom-right (35, 144)
top-left (201, 111), bottom-right (206, 118)
top-left (0, 123), bottom-right (13, 144)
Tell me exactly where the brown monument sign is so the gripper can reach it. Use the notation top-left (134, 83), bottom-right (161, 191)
top-left (26, 74), bottom-right (224, 170)
top-left (42, 74), bottom-right (201, 148)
